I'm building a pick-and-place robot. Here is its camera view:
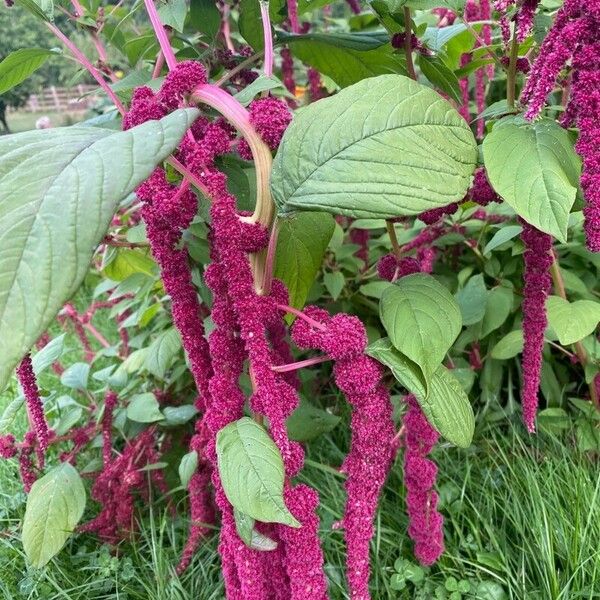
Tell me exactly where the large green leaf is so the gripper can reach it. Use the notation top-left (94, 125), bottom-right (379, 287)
top-left (274, 212), bottom-right (335, 310)
top-left (380, 273), bottom-right (462, 383)
top-left (0, 108), bottom-right (198, 391)
top-left (157, 0), bottom-right (187, 32)
top-left (0, 48), bottom-right (59, 95)
top-left (216, 417), bottom-right (300, 527)
top-left (22, 463), bottom-right (86, 568)
top-left (271, 75), bottom-right (477, 218)
top-left (482, 117), bottom-right (581, 241)
top-left (285, 33), bottom-right (406, 88)
top-left (368, 338), bottom-right (474, 447)
top-left (546, 296), bottom-right (600, 346)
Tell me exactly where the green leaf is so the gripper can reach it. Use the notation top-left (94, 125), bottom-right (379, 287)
top-left (163, 404), bottom-right (198, 426)
top-left (481, 285), bottom-right (513, 337)
top-left (103, 249), bottom-right (156, 281)
top-left (0, 108), bottom-right (198, 391)
top-left (546, 296), bottom-right (600, 346)
top-left (380, 273), bottom-right (462, 383)
top-left (15, 0), bottom-right (54, 20)
top-left (53, 407), bottom-right (83, 437)
top-left (0, 397), bottom-right (25, 434)
top-left (144, 328), bottom-right (181, 378)
top-left (368, 338), bottom-right (474, 447)
top-left (60, 362), bottom-right (90, 390)
top-left (483, 225), bottom-right (523, 255)
top-left (0, 48), bottom-right (58, 95)
top-left (455, 274), bottom-right (488, 326)
top-left (418, 54), bottom-right (462, 103)
top-left (22, 463), bottom-right (86, 568)
top-left (285, 34), bottom-right (407, 88)
top-left (274, 213), bottom-right (335, 311)
top-left (234, 75), bottom-right (292, 106)
top-left (359, 281), bottom-right (392, 299)
top-left (157, 0), bottom-right (188, 32)
top-left (127, 393), bottom-right (164, 423)
top-left (490, 330), bottom-right (523, 359)
top-left (190, 0), bottom-right (221, 41)
top-left (179, 450), bottom-right (198, 487)
top-left (239, 0), bottom-right (284, 50)
top-left (286, 397), bottom-right (341, 442)
top-left (216, 417), bottom-right (300, 527)
top-left (31, 334), bottom-right (65, 375)
top-left (323, 271), bottom-right (345, 300)
top-left (234, 508), bottom-right (255, 546)
top-left (272, 75), bottom-right (477, 218)
top-left (482, 117), bottom-right (581, 241)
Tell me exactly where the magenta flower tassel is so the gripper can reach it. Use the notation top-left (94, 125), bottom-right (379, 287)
top-left (403, 395), bottom-right (444, 566)
top-left (16, 355), bottom-right (50, 457)
top-left (520, 221), bottom-right (553, 432)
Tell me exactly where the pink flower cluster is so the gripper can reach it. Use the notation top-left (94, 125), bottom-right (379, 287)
top-left (290, 306), bottom-right (396, 599)
top-left (377, 255), bottom-right (421, 282)
top-left (403, 395), bottom-right (444, 565)
top-left (520, 221), bottom-right (553, 432)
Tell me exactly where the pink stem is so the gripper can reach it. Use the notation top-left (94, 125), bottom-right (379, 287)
top-left (272, 355), bottom-right (331, 373)
top-left (167, 156), bottom-right (211, 197)
top-left (70, 0), bottom-right (84, 17)
top-left (221, 4), bottom-right (236, 52)
top-left (153, 50), bottom-right (165, 78)
top-left (276, 303), bottom-right (327, 331)
top-left (46, 23), bottom-right (126, 115)
top-left (261, 218), bottom-right (279, 293)
top-left (260, 1), bottom-right (274, 77)
top-left (84, 322), bottom-right (111, 349)
top-left (143, 0), bottom-right (177, 70)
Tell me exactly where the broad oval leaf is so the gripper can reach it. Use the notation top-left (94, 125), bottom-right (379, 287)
top-left (179, 450), bottom-right (199, 487)
top-left (368, 338), bottom-right (474, 447)
top-left (0, 108), bottom-right (198, 390)
top-left (380, 273), bottom-right (462, 382)
top-left (490, 329), bottom-right (523, 360)
top-left (455, 274), bottom-right (488, 326)
top-left (482, 116), bottom-right (581, 241)
top-left (216, 417), bottom-right (300, 527)
top-left (144, 327), bottom-right (182, 379)
top-left (271, 75), bottom-right (477, 218)
top-left (546, 296), bottom-right (600, 346)
top-left (274, 212), bottom-right (335, 311)
top-left (286, 396), bottom-right (341, 442)
top-left (22, 463), bottom-right (86, 568)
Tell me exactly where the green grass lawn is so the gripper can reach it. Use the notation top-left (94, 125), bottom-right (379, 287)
top-left (1, 365), bottom-right (599, 600)
top-left (2, 110), bottom-right (85, 133)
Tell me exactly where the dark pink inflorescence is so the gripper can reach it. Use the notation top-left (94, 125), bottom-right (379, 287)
top-left (16, 355), bottom-right (50, 458)
top-left (520, 221), bottom-right (553, 432)
top-left (468, 167), bottom-right (501, 206)
top-left (377, 255), bottom-right (421, 282)
top-left (290, 306), bottom-right (396, 599)
top-left (403, 394), bottom-right (444, 566)
top-left (419, 203), bottom-right (458, 225)
top-left (520, 1), bottom-right (600, 251)
top-left (0, 434), bottom-right (16, 459)
top-left (238, 97), bottom-right (292, 160)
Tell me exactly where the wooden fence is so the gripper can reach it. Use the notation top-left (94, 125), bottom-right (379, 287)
top-left (10, 85), bottom-right (100, 113)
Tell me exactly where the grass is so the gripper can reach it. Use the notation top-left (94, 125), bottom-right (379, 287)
top-left (1, 379), bottom-right (599, 600)
top-left (2, 110), bottom-right (85, 134)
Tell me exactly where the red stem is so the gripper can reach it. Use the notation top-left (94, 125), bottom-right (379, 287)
top-left (143, 0), bottom-right (177, 70)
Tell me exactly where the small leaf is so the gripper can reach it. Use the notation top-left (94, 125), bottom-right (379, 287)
top-left (216, 417), bottom-right (300, 527)
top-left (0, 48), bottom-right (58, 95)
top-left (163, 404), bottom-right (198, 426)
top-left (272, 75), bottom-right (477, 219)
top-left (103, 249), bottom-right (156, 281)
top-left (368, 338), bottom-right (474, 447)
top-left (31, 334), bottom-right (65, 375)
top-left (22, 463), bottom-right (86, 568)
top-left (490, 330), bottom-right (523, 360)
top-left (380, 273), bottom-right (462, 383)
top-left (53, 407), bottom-right (83, 436)
top-left (189, 0), bottom-right (221, 41)
top-left (157, 0), bottom-right (187, 32)
top-left (323, 271), bottom-right (345, 301)
top-left (481, 285), bottom-right (513, 337)
top-left (359, 281), bottom-right (391, 299)
top-left (234, 75), bottom-right (291, 106)
top-left (60, 362), bottom-right (90, 390)
top-left (286, 397), bottom-right (340, 442)
top-left (455, 274), bottom-right (488, 326)
top-left (483, 225), bottom-right (523, 255)
top-left (234, 508), bottom-right (255, 546)
top-left (483, 116), bottom-right (581, 241)
top-left (248, 529), bottom-right (278, 551)
top-left (127, 393), bottom-right (164, 423)
top-left (0, 108), bottom-right (198, 391)
top-left (179, 451), bottom-right (198, 487)
top-left (274, 213), bottom-right (335, 311)
top-left (418, 54), bottom-right (462, 103)
top-left (0, 397), bottom-right (25, 434)
top-left (144, 328), bottom-right (181, 379)
top-left (546, 296), bottom-right (600, 346)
